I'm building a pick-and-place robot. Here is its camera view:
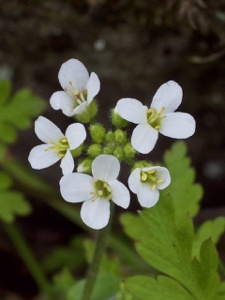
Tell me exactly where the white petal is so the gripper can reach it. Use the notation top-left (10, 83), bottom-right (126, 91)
top-left (109, 180), bottom-right (130, 209)
top-left (35, 116), bottom-right (64, 143)
top-left (151, 81), bottom-right (183, 113)
top-left (131, 123), bottom-right (158, 154)
top-left (60, 173), bottom-right (94, 203)
top-left (66, 123), bottom-right (86, 150)
top-left (28, 144), bottom-right (60, 169)
top-left (81, 198), bottom-right (110, 229)
top-left (128, 168), bottom-right (142, 194)
top-left (73, 101), bottom-right (87, 115)
top-left (50, 91), bottom-right (76, 117)
top-left (116, 98), bottom-right (148, 124)
top-left (143, 166), bottom-right (171, 190)
top-left (160, 112), bottom-right (196, 138)
top-left (86, 72), bottom-right (100, 104)
top-left (58, 59), bottom-right (89, 93)
top-left (137, 184), bottom-right (159, 208)
top-left (60, 150), bottom-right (74, 175)
top-left (92, 155), bottom-right (120, 181)
top-left (154, 167), bottom-right (171, 189)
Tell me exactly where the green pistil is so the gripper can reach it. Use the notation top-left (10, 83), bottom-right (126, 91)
top-left (140, 169), bottom-right (164, 190)
top-left (92, 180), bottom-right (112, 201)
top-left (45, 138), bottom-right (69, 158)
top-left (147, 107), bottom-right (165, 130)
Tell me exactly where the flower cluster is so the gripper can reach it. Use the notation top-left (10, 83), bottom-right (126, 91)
top-left (29, 59), bottom-right (196, 229)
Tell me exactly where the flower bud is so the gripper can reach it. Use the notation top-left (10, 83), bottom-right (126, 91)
top-left (113, 146), bottom-right (124, 160)
top-left (103, 146), bottom-right (113, 155)
top-left (87, 144), bottom-right (102, 158)
top-left (124, 142), bottom-right (136, 158)
top-left (104, 131), bottom-right (115, 142)
top-left (115, 129), bottom-right (127, 144)
top-left (90, 124), bottom-right (106, 143)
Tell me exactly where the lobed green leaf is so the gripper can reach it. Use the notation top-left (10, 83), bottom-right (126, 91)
top-left (126, 275), bottom-right (195, 300)
top-left (192, 217), bottom-right (225, 259)
top-left (163, 141), bottom-right (203, 217)
top-left (0, 170), bottom-right (31, 222)
top-left (0, 80), bottom-right (46, 144)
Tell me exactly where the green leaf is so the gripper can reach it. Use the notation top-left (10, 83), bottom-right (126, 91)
top-left (0, 171), bottom-right (12, 189)
top-left (214, 282), bottom-right (225, 300)
top-left (0, 81), bottom-right (46, 144)
top-left (163, 141), bottom-right (203, 217)
top-left (67, 273), bottom-right (120, 300)
top-left (0, 80), bottom-right (11, 105)
top-left (53, 268), bottom-right (75, 296)
top-left (0, 191), bottom-right (31, 222)
top-left (0, 171), bottom-right (31, 222)
top-left (192, 217), bottom-right (225, 259)
top-left (192, 239), bottom-right (220, 300)
top-left (121, 196), bottom-right (220, 300)
top-left (126, 275), bottom-right (195, 300)
top-left (0, 143), bottom-right (7, 160)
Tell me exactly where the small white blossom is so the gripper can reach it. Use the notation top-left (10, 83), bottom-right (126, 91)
top-left (28, 116), bottom-right (86, 175)
top-left (116, 81), bottom-right (196, 154)
top-left (50, 58), bottom-right (100, 117)
top-left (60, 154), bottom-right (130, 229)
top-left (128, 166), bottom-right (171, 208)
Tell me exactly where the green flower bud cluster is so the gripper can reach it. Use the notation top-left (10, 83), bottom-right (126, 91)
top-left (87, 124), bottom-right (136, 162)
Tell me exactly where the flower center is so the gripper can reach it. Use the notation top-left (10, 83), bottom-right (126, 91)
top-left (65, 81), bottom-right (87, 107)
top-left (146, 107), bottom-right (165, 130)
top-left (92, 180), bottom-right (112, 201)
top-left (140, 169), bottom-right (164, 190)
top-left (45, 138), bottom-right (69, 158)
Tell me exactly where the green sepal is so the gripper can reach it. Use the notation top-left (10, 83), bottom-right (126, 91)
top-left (75, 100), bottom-right (98, 124)
top-left (111, 108), bottom-right (128, 128)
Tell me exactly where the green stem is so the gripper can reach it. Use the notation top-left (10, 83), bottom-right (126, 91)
top-left (81, 205), bottom-right (113, 300)
top-left (4, 222), bottom-right (53, 298)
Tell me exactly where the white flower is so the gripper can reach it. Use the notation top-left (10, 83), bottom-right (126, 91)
top-left (60, 154), bottom-right (130, 229)
top-left (28, 116), bottom-right (86, 175)
top-left (116, 81), bottom-right (196, 154)
top-left (128, 166), bottom-right (171, 208)
top-left (50, 59), bottom-right (100, 117)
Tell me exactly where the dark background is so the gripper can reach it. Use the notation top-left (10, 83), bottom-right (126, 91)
top-left (0, 0), bottom-right (225, 298)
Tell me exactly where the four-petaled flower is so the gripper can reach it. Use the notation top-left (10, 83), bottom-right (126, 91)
top-left (50, 58), bottom-right (100, 117)
top-left (116, 80), bottom-right (196, 154)
top-left (128, 166), bottom-right (171, 208)
top-left (28, 116), bottom-right (86, 175)
top-left (60, 154), bottom-right (130, 229)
